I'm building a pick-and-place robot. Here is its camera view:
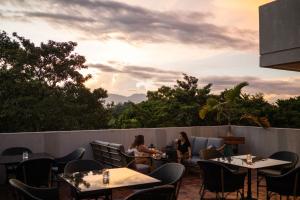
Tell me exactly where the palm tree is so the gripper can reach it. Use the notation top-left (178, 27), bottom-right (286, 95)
top-left (199, 82), bottom-right (270, 135)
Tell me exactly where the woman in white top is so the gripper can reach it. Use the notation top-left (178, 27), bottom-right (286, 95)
top-left (130, 135), bottom-right (160, 165)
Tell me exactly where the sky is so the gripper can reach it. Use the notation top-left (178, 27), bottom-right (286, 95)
top-left (1, 0), bottom-right (299, 102)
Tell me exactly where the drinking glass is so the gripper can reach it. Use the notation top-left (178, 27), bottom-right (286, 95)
top-left (103, 169), bottom-right (110, 184)
top-left (22, 151), bottom-right (29, 160)
top-left (246, 154), bottom-right (252, 164)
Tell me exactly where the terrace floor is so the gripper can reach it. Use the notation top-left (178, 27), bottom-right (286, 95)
top-left (0, 170), bottom-right (292, 200)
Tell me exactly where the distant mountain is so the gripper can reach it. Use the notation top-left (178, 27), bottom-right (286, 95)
top-left (106, 93), bottom-right (147, 104)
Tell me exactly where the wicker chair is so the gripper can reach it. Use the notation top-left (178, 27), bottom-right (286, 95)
top-left (198, 160), bottom-right (246, 200)
top-left (123, 185), bottom-right (175, 200)
top-left (9, 179), bottom-right (59, 200)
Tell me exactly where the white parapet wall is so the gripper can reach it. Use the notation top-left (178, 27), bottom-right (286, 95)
top-left (0, 126), bottom-right (229, 159)
top-left (0, 126), bottom-right (229, 183)
top-left (232, 126), bottom-right (300, 158)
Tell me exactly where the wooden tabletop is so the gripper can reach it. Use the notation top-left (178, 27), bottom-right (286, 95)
top-left (0, 153), bottom-right (53, 165)
top-left (60, 167), bottom-right (161, 192)
top-left (212, 154), bottom-right (291, 169)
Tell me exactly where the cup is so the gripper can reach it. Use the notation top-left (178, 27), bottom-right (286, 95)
top-left (22, 151), bottom-right (28, 160)
top-left (103, 169), bottom-right (110, 184)
top-left (246, 154), bottom-right (252, 164)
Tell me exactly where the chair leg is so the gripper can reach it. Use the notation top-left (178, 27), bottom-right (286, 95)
top-left (266, 191), bottom-right (270, 200)
top-left (199, 183), bottom-right (204, 195)
top-left (241, 190), bottom-right (244, 200)
top-left (257, 174), bottom-right (260, 199)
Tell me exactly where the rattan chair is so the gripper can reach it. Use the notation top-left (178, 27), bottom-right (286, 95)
top-left (198, 160), bottom-right (246, 200)
top-left (16, 158), bottom-right (54, 187)
top-left (265, 166), bottom-right (300, 199)
top-left (257, 151), bottom-right (299, 198)
top-left (123, 185), bottom-right (175, 200)
top-left (53, 147), bottom-right (85, 174)
top-left (2, 147), bottom-right (32, 182)
top-left (9, 179), bottom-right (59, 200)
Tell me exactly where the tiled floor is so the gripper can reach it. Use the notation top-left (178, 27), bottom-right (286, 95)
top-left (0, 171), bottom-right (297, 200)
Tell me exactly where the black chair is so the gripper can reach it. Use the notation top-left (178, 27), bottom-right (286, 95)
top-left (9, 179), bottom-right (59, 200)
top-left (2, 147), bottom-right (32, 156)
top-left (149, 163), bottom-right (185, 200)
top-left (132, 163), bottom-right (185, 200)
top-left (198, 160), bottom-right (247, 200)
top-left (16, 158), bottom-right (54, 187)
top-left (257, 151), bottom-right (299, 198)
top-left (2, 147), bottom-right (32, 181)
top-left (64, 159), bottom-right (112, 200)
top-left (123, 185), bottom-right (175, 200)
top-left (54, 147), bottom-right (85, 174)
top-left (265, 167), bottom-right (300, 199)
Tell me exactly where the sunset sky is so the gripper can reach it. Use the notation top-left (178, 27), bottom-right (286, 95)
top-left (1, 0), bottom-right (299, 102)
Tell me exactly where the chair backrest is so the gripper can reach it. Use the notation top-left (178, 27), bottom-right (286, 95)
top-left (16, 158), bottom-right (54, 187)
top-left (2, 147), bottom-right (32, 156)
top-left (270, 151), bottom-right (299, 171)
top-left (57, 147), bottom-right (85, 163)
top-left (9, 179), bottom-right (59, 200)
top-left (198, 160), bottom-right (245, 193)
top-left (266, 166), bottom-right (300, 196)
top-left (64, 159), bottom-right (104, 175)
top-left (123, 185), bottom-right (175, 200)
top-left (90, 141), bottom-right (127, 168)
top-left (149, 163), bottom-right (185, 199)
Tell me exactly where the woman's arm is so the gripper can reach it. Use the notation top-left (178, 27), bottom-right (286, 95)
top-left (138, 145), bottom-right (157, 154)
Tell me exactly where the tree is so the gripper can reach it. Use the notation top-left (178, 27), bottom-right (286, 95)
top-left (199, 82), bottom-right (249, 125)
top-left (270, 97), bottom-right (300, 128)
top-left (199, 82), bottom-right (271, 130)
top-left (112, 74), bottom-right (213, 128)
top-left (0, 31), bottom-right (109, 132)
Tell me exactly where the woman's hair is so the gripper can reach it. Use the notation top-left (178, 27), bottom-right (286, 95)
top-left (131, 135), bottom-right (145, 148)
top-left (180, 131), bottom-right (191, 146)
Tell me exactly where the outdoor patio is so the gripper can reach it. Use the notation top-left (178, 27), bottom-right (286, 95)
top-left (1, 126), bottom-right (300, 199)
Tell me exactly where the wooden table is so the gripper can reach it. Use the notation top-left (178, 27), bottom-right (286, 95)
top-left (212, 155), bottom-right (291, 200)
top-left (0, 153), bottom-right (53, 165)
top-left (219, 136), bottom-right (245, 154)
top-left (60, 167), bottom-right (160, 193)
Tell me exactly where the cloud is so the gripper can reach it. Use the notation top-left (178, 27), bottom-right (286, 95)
top-left (199, 76), bottom-right (300, 96)
top-left (89, 63), bottom-right (122, 73)
top-left (88, 62), bottom-right (182, 84)
top-left (0, 0), bottom-right (257, 50)
top-left (87, 63), bottom-right (299, 101)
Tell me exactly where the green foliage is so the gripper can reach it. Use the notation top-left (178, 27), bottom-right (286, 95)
top-left (270, 97), bottom-right (300, 128)
top-left (0, 31), bottom-right (109, 132)
top-left (199, 82), bottom-right (249, 125)
top-left (1, 31), bottom-right (300, 131)
top-left (110, 74), bottom-right (214, 128)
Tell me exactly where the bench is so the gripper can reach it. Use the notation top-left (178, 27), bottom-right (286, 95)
top-left (90, 140), bottom-right (150, 173)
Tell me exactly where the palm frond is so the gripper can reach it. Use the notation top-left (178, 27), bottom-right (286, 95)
top-left (241, 114), bottom-right (270, 129)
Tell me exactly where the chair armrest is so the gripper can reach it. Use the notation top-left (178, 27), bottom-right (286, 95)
top-left (216, 144), bottom-right (226, 152)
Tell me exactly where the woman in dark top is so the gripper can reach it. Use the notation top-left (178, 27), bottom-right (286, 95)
top-left (176, 131), bottom-right (192, 163)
